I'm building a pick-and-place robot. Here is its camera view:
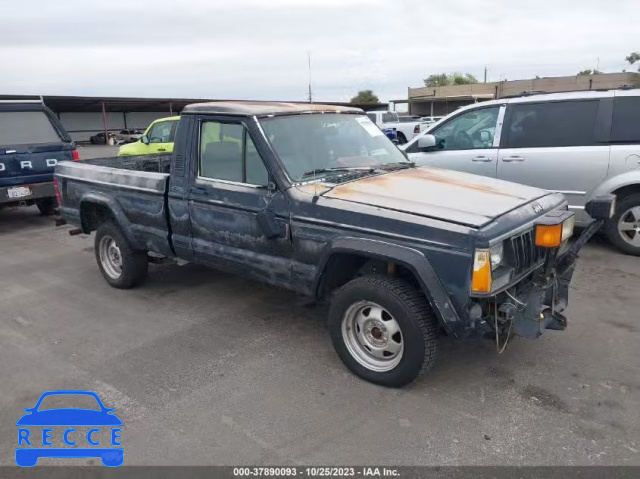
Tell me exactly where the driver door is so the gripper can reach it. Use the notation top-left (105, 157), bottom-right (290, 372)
top-left (408, 105), bottom-right (503, 178)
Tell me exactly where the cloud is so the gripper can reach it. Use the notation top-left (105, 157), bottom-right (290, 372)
top-left (0, 0), bottom-right (637, 102)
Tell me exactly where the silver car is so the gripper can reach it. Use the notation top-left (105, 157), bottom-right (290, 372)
top-left (404, 89), bottom-right (640, 255)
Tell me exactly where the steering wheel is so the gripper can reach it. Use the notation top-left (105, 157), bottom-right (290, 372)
top-left (453, 131), bottom-right (474, 149)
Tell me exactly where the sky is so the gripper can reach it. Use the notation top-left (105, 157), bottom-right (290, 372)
top-left (0, 0), bottom-right (638, 103)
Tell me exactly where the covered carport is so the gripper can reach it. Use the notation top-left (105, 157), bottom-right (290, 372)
top-left (0, 94), bottom-right (389, 143)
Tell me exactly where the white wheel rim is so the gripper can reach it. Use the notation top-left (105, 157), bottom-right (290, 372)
top-left (341, 300), bottom-right (404, 372)
top-left (99, 235), bottom-right (123, 279)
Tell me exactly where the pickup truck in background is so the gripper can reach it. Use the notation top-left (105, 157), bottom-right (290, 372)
top-left (365, 110), bottom-right (427, 144)
top-left (1, 100), bottom-right (78, 215)
top-left (56, 101), bottom-right (613, 387)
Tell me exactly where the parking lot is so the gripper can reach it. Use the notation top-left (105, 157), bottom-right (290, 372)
top-left (0, 201), bottom-right (639, 466)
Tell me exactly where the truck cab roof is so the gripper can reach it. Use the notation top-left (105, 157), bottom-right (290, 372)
top-left (181, 101), bottom-right (362, 117)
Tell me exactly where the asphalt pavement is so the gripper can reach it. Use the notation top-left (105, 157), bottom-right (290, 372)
top-left (0, 204), bottom-right (638, 466)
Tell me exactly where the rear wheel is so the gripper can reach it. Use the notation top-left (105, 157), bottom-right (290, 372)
top-left (396, 132), bottom-right (408, 144)
top-left (36, 198), bottom-right (56, 216)
top-left (95, 221), bottom-right (148, 288)
top-left (328, 275), bottom-right (438, 387)
top-left (605, 193), bottom-right (640, 256)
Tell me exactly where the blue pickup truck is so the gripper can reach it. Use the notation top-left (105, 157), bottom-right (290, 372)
top-left (55, 101), bottom-right (613, 387)
top-left (0, 101), bottom-right (78, 215)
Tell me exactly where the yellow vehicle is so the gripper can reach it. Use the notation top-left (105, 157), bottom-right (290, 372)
top-left (118, 116), bottom-right (179, 156)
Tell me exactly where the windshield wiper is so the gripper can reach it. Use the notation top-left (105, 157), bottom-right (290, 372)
top-left (301, 166), bottom-right (376, 178)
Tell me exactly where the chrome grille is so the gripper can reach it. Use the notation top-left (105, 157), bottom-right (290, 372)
top-left (508, 228), bottom-right (545, 274)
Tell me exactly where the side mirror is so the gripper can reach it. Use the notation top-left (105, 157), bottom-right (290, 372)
top-left (417, 134), bottom-right (436, 150)
top-left (257, 209), bottom-right (285, 239)
top-left (480, 130), bottom-right (492, 143)
top-left (140, 135), bottom-right (149, 145)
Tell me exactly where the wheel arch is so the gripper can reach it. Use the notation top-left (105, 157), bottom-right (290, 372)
top-left (590, 172), bottom-right (640, 203)
top-left (314, 237), bottom-right (463, 337)
top-left (79, 193), bottom-right (143, 250)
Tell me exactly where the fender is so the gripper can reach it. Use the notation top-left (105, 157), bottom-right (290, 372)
top-left (79, 192), bottom-right (144, 250)
top-left (315, 237), bottom-right (465, 337)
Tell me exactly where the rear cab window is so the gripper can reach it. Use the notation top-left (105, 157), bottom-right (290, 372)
top-left (502, 100), bottom-right (599, 148)
top-left (0, 111), bottom-right (62, 146)
top-left (382, 112), bottom-right (399, 123)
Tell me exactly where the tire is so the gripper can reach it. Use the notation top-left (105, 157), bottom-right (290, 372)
top-left (94, 221), bottom-right (148, 288)
top-left (36, 198), bottom-right (57, 216)
top-left (328, 274), bottom-right (439, 387)
top-left (605, 193), bottom-right (640, 256)
top-left (396, 132), bottom-right (408, 145)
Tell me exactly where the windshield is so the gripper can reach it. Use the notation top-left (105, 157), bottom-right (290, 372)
top-left (259, 114), bottom-right (409, 182)
top-left (37, 394), bottom-right (101, 411)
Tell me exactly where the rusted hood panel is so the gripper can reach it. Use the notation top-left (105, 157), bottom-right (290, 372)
top-left (323, 167), bottom-right (549, 228)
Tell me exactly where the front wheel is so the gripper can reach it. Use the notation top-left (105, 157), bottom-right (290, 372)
top-left (95, 221), bottom-right (148, 288)
top-left (328, 275), bottom-right (439, 387)
top-left (605, 193), bottom-right (640, 256)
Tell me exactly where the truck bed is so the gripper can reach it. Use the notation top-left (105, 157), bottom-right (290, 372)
top-left (56, 154), bottom-right (174, 256)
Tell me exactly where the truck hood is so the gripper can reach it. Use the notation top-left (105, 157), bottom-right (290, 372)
top-left (322, 167), bottom-right (550, 228)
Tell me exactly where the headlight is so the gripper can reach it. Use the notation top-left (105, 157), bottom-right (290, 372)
top-left (489, 243), bottom-right (504, 271)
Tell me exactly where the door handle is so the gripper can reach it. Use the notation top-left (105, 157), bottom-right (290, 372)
top-left (472, 156), bottom-right (493, 162)
top-left (157, 148), bottom-right (167, 152)
top-left (191, 186), bottom-right (207, 196)
top-left (502, 156), bottom-right (525, 162)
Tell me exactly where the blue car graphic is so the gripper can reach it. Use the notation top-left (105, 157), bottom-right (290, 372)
top-left (16, 390), bottom-right (123, 467)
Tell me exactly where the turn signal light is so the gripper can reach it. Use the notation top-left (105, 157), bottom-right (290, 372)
top-left (535, 213), bottom-right (575, 248)
top-left (535, 224), bottom-right (563, 248)
top-left (471, 250), bottom-right (492, 293)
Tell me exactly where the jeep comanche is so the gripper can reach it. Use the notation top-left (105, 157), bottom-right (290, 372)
top-left (55, 101), bottom-right (614, 387)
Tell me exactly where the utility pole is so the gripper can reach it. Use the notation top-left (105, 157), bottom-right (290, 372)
top-left (307, 52), bottom-right (313, 103)
top-left (484, 66), bottom-right (488, 83)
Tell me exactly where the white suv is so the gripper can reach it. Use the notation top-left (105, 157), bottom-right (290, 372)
top-left (404, 89), bottom-right (640, 255)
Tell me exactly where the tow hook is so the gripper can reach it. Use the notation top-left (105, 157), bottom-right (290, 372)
top-left (543, 309), bottom-right (567, 331)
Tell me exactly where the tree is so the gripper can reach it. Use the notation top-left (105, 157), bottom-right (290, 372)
top-left (350, 90), bottom-right (379, 104)
top-left (577, 69), bottom-right (602, 76)
top-left (423, 72), bottom-right (479, 87)
top-left (625, 51), bottom-right (640, 71)
top-left (423, 73), bottom-right (450, 87)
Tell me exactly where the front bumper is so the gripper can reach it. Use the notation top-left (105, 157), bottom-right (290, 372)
top-left (485, 216), bottom-right (607, 340)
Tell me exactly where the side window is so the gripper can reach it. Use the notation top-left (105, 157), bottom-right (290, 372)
top-left (366, 113), bottom-right (378, 124)
top-left (503, 100), bottom-right (599, 148)
top-left (199, 121), bottom-right (269, 185)
top-left (148, 121), bottom-right (173, 143)
top-left (611, 97), bottom-right (640, 143)
top-left (245, 135), bottom-right (269, 185)
top-left (430, 107), bottom-right (499, 151)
